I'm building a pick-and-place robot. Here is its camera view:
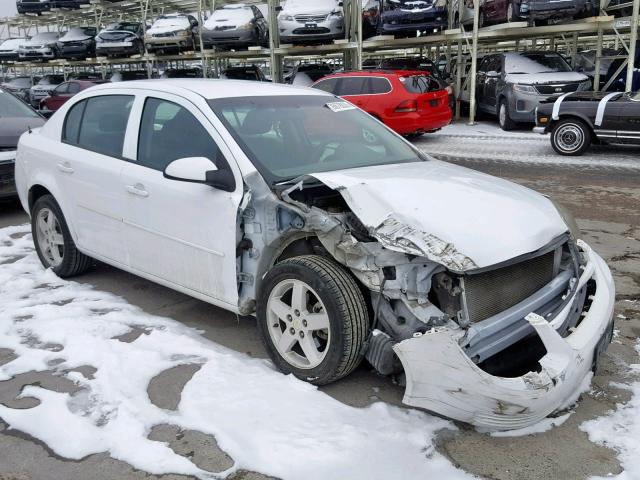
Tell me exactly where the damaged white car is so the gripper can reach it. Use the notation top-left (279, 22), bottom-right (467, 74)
top-left (14, 80), bottom-right (615, 430)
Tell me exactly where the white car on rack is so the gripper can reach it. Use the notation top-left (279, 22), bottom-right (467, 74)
top-left (14, 79), bottom-right (615, 430)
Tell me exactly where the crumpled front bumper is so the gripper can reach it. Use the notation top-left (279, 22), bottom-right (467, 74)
top-left (394, 240), bottom-right (615, 430)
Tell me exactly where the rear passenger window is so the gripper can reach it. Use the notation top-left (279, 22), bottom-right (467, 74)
top-left (337, 77), bottom-right (367, 96)
top-left (62, 100), bottom-right (86, 144)
top-left (68, 82), bottom-right (81, 94)
top-left (367, 77), bottom-right (392, 94)
top-left (137, 97), bottom-right (225, 172)
top-left (312, 77), bottom-right (340, 94)
top-left (75, 95), bottom-right (133, 157)
top-left (400, 75), bottom-right (442, 93)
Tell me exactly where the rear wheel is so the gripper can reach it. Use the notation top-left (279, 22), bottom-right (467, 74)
top-left (550, 118), bottom-right (591, 156)
top-left (31, 195), bottom-right (92, 278)
top-left (257, 255), bottom-right (369, 385)
top-left (498, 98), bottom-right (516, 130)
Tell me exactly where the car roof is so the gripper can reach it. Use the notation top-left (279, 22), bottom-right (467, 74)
top-left (86, 79), bottom-right (331, 100)
top-left (322, 69), bottom-right (429, 78)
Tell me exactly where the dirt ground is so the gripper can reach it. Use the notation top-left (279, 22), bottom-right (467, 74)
top-left (0, 146), bottom-right (638, 480)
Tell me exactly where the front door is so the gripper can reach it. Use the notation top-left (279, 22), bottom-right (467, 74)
top-left (614, 96), bottom-right (640, 144)
top-left (121, 94), bottom-right (243, 306)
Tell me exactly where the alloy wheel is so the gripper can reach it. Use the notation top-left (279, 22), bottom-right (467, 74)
top-left (36, 207), bottom-right (65, 268)
top-left (555, 123), bottom-right (584, 153)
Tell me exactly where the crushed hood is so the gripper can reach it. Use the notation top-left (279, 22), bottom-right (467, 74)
top-left (307, 161), bottom-right (568, 271)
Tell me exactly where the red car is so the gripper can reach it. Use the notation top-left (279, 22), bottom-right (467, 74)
top-left (40, 80), bottom-right (96, 112)
top-left (312, 70), bottom-right (452, 137)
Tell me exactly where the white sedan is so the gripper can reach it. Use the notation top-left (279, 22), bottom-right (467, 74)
top-left (14, 79), bottom-right (615, 430)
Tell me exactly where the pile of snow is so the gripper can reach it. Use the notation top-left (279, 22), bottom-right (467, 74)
top-left (0, 224), bottom-right (472, 480)
top-left (580, 340), bottom-right (640, 480)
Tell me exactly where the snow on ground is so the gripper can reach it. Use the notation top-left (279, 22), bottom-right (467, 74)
top-left (580, 340), bottom-right (640, 480)
top-left (0, 225), bottom-right (473, 480)
top-left (414, 121), bottom-right (640, 171)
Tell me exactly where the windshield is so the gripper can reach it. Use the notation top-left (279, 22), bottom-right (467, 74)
top-left (7, 77), bottom-right (31, 87)
top-left (38, 75), bottom-right (64, 85)
top-left (0, 91), bottom-right (40, 118)
top-left (152, 17), bottom-right (189, 28)
top-left (106, 23), bottom-right (140, 32)
top-left (206, 7), bottom-right (253, 27)
top-left (507, 53), bottom-right (572, 74)
top-left (0, 39), bottom-right (26, 49)
top-left (31, 33), bottom-right (58, 43)
top-left (285, 0), bottom-right (338, 9)
top-left (209, 95), bottom-right (426, 185)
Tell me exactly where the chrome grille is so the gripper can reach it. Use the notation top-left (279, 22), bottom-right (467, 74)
top-left (294, 14), bottom-right (328, 23)
top-left (462, 251), bottom-right (555, 323)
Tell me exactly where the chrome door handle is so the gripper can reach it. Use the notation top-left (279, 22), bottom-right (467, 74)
top-left (126, 184), bottom-right (149, 198)
top-left (57, 162), bottom-right (74, 174)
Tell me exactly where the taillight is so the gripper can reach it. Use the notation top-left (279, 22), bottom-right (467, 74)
top-left (395, 99), bottom-right (417, 113)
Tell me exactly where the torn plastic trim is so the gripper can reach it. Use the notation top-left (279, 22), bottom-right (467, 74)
top-left (393, 241), bottom-right (614, 430)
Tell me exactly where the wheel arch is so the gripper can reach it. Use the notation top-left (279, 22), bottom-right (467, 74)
top-left (550, 113), bottom-right (595, 136)
top-left (27, 181), bottom-right (79, 242)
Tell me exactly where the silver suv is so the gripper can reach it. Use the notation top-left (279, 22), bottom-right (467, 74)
top-left (475, 51), bottom-right (591, 130)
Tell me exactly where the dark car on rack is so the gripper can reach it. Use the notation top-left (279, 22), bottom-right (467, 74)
top-left (378, 0), bottom-right (448, 37)
top-left (0, 88), bottom-right (45, 198)
top-left (16, 0), bottom-right (51, 14)
top-left (57, 27), bottom-right (97, 59)
top-left (534, 91), bottom-right (640, 155)
top-left (161, 67), bottom-right (203, 79)
top-left (50, 0), bottom-right (90, 8)
top-left (515, 0), bottom-right (595, 24)
top-left (220, 65), bottom-right (269, 82)
top-left (474, 51), bottom-right (591, 130)
top-left (96, 22), bottom-right (146, 57)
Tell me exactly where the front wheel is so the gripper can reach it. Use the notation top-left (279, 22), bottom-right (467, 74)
top-left (498, 98), bottom-right (516, 131)
top-left (257, 255), bottom-right (369, 385)
top-left (550, 118), bottom-right (591, 156)
top-left (31, 194), bottom-right (92, 278)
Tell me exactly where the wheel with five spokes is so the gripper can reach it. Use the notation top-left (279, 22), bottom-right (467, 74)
top-left (31, 194), bottom-right (92, 278)
top-left (257, 255), bottom-right (370, 385)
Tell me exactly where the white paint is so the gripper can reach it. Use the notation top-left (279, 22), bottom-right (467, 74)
top-left (552, 92), bottom-right (573, 120)
top-left (310, 160), bottom-right (568, 270)
top-left (0, 224), bottom-right (473, 480)
top-left (595, 92), bottom-right (624, 127)
top-left (489, 412), bottom-right (573, 437)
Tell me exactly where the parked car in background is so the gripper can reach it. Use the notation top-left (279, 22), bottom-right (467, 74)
top-left (96, 22), bottom-right (146, 57)
top-left (535, 91), bottom-right (640, 155)
top-left (161, 67), bottom-right (203, 79)
top-left (18, 32), bottom-right (61, 61)
top-left (16, 0), bottom-right (51, 14)
top-left (0, 87), bottom-right (45, 198)
top-left (362, 0), bottom-right (382, 38)
top-left (453, 0), bottom-right (519, 28)
top-left (15, 80), bottom-right (615, 431)
top-left (220, 65), bottom-right (269, 81)
top-left (313, 70), bottom-right (451, 136)
top-left (603, 42), bottom-right (640, 92)
top-left (145, 14), bottom-right (199, 54)
top-left (515, 0), bottom-right (594, 24)
top-left (1, 76), bottom-right (39, 101)
top-left (0, 38), bottom-right (29, 61)
top-left (110, 71), bottom-right (150, 82)
top-left (57, 27), bottom-right (97, 59)
top-left (39, 80), bottom-right (96, 112)
top-left (287, 63), bottom-right (334, 86)
top-left (69, 72), bottom-right (104, 81)
top-left (574, 48), bottom-right (619, 90)
top-left (27, 74), bottom-right (65, 108)
top-left (202, 4), bottom-right (268, 49)
top-left (379, 0), bottom-right (448, 36)
top-left (473, 51), bottom-right (590, 130)
top-left (278, 0), bottom-right (345, 44)
top-left (606, 0), bottom-right (635, 16)
top-left (50, 0), bottom-right (90, 8)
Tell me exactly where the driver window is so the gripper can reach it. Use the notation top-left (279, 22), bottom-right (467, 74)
top-left (137, 97), bottom-right (225, 172)
top-left (55, 83), bottom-right (70, 94)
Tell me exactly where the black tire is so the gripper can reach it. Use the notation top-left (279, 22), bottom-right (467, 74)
top-left (257, 255), bottom-right (369, 386)
top-left (498, 98), bottom-right (516, 131)
top-left (31, 194), bottom-right (92, 278)
top-left (550, 118), bottom-right (592, 156)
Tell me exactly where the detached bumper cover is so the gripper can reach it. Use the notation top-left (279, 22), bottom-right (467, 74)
top-left (394, 241), bottom-right (614, 430)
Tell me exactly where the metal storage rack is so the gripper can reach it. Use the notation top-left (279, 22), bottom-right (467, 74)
top-left (1, 0), bottom-right (638, 123)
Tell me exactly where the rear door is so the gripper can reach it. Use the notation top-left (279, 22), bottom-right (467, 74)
top-left (337, 76), bottom-right (369, 109)
top-left (47, 82), bottom-right (70, 110)
top-left (120, 92), bottom-right (243, 306)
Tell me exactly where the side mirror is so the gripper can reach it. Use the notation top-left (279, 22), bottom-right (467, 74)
top-left (163, 157), bottom-right (235, 192)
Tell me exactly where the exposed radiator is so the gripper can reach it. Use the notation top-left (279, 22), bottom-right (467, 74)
top-left (462, 250), bottom-right (556, 323)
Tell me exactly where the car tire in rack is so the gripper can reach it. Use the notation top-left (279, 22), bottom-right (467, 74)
top-left (257, 255), bottom-right (370, 385)
top-left (31, 194), bottom-right (92, 278)
top-left (550, 118), bottom-right (592, 156)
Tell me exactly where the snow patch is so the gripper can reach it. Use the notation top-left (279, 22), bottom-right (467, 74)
top-left (581, 340), bottom-right (640, 480)
top-left (0, 225), bottom-right (473, 480)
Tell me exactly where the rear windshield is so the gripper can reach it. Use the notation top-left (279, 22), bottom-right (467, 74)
top-left (400, 75), bottom-right (443, 93)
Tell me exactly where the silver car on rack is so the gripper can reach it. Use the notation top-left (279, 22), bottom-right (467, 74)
top-left (278, 0), bottom-right (344, 44)
top-left (18, 32), bottom-right (61, 61)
